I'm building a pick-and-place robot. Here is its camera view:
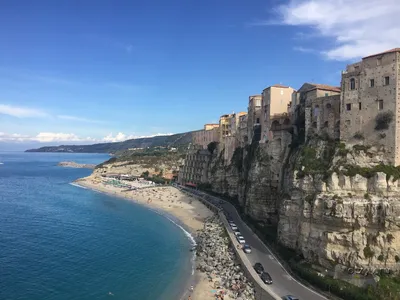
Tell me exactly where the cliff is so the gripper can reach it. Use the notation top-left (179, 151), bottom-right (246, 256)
top-left (279, 136), bottom-right (400, 272)
top-left (202, 134), bottom-right (400, 273)
top-left (25, 131), bottom-right (197, 153)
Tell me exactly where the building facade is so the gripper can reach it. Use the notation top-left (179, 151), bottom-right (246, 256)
top-left (340, 48), bottom-right (400, 165)
top-left (260, 84), bottom-right (295, 143)
top-left (178, 145), bottom-right (211, 186)
top-left (247, 95), bottom-right (262, 143)
top-left (192, 124), bottom-right (219, 149)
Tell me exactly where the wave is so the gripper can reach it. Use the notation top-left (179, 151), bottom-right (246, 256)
top-left (0, 162), bottom-right (3, 165)
top-left (69, 182), bottom-right (87, 189)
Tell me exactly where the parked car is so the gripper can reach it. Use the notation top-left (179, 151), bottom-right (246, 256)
top-left (231, 225), bottom-right (238, 231)
top-left (260, 272), bottom-right (273, 284)
top-left (281, 296), bottom-right (299, 300)
top-left (236, 235), bottom-right (246, 244)
top-left (234, 231), bottom-right (241, 236)
top-left (242, 244), bottom-right (252, 253)
top-left (253, 263), bottom-right (264, 274)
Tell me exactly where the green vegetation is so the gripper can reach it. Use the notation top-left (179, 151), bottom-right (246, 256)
top-left (340, 163), bottom-right (400, 181)
top-left (375, 111), bottom-right (394, 131)
top-left (353, 131), bottom-right (365, 140)
top-left (207, 141), bottom-right (218, 154)
top-left (231, 147), bottom-right (244, 172)
top-left (363, 245), bottom-right (375, 259)
top-left (26, 131), bottom-right (195, 153)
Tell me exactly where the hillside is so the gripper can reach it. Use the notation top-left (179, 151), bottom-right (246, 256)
top-left (25, 131), bottom-right (197, 153)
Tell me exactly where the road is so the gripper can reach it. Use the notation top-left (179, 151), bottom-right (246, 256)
top-left (179, 186), bottom-right (328, 300)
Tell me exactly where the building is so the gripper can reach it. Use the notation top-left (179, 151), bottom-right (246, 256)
top-left (260, 84), bottom-right (295, 143)
top-left (219, 112), bottom-right (246, 162)
top-left (238, 113), bottom-right (248, 147)
top-left (294, 83), bottom-right (341, 139)
top-left (178, 145), bottom-right (210, 186)
top-left (192, 124), bottom-right (219, 149)
top-left (247, 95), bottom-right (262, 143)
top-left (219, 113), bottom-right (235, 141)
top-left (340, 48), bottom-right (400, 165)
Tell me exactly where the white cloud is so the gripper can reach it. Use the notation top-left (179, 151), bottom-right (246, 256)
top-left (0, 131), bottom-right (174, 144)
top-left (272, 0), bottom-right (400, 60)
top-left (0, 104), bottom-right (48, 118)
top-left (57, 115), bottom-right (102, 123)
top-left (102, 132), bottom-right (174, 143)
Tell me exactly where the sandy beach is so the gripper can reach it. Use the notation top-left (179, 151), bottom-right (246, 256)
top-left (74, 175), bottom-right (223, 300)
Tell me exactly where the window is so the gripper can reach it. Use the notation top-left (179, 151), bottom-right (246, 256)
top-left (359, 102), bottom-right (362, 110)
top-left (346, 103), bottom-right (352, 111)
top-left (256, 118), bottom-right (260, 124)
top-left (323, 121), bottom-right (328, 128)
top-left (350, 78), bottom-right (355, 90)
top-left (326, 103), bottom-right (332, 109)
top-left (325, 93), bottom-right (329, 97)
top-left (385, 76), bottom-right (390, 85)
top-left (378, 100), bottom-right (383, 110)
top-left (377, 57), bottom-right (382, 66)
top-left (345, 120), bottom-right (351, 126)
top-left (370, 79), bottom-right (374, 87)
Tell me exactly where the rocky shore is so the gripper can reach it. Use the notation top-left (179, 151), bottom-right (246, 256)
top-left (57, 161), bottom-right (96, 169)
top-left (195, 215), bottom-right (255, 300)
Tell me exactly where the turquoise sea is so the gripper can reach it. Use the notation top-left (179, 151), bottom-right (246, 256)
top-left (0, 152), bottom-right (193, 300)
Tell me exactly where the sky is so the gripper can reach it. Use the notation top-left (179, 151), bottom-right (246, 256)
top-left (1, 0), bottom-right (399, 150)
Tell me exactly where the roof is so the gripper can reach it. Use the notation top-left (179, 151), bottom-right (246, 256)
top-left (271, 84), bottom-right (290, 88)
top-left (303, 83), bottom-right (341, 93)
top-left (237, 111), bottom-right (247, 116)
top-left (363, 48), bottom-right (400, 59)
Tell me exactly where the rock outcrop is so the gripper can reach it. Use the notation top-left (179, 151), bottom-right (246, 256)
top-left (57, 161), bottom-right (96, 169)
top-left (196, 215), bottom-right (255, 299)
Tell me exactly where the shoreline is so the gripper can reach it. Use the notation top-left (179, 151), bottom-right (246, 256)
top-left (72, 176), bottom-right (216, 300)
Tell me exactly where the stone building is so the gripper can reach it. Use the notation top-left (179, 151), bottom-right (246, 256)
top-left (219, 113), bottom-right (235, 141)
top-left (260, 84), bottom-right (295, 143)
top-left (178, 145), bottom-right (210, 186)
top-left (219, 112), bottom-right (246, 162)
top-left (247, 95), bottom-right (262, 143)
top-left (238, 113), bottom-right (248, 147)
top-left (192, 124), bottom-right (220, 149)
top-left (340, 48), bottom-right (400, 165)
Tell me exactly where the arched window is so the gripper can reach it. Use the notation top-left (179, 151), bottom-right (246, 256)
top-left (326, 103), bottom-right (332, 109)
top-left (283, 118), bottom-right (291, 125)
top-left (350, 78), bottom-right (355, 90)
top-left (323, 121), bottom-right (329, 128)
top-left (314, 105), bottom-right (320, 116)
top-left (312, 122), bottom-right (317, 128)
top-left (271, 120), bottom-right (280, 130)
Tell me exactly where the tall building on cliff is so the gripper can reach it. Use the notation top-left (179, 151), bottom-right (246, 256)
top-left (192, 124), bottom-right (219, 149)
top-left (340, 48), bottom-right (400, 165)
top-left (260, 84), bottom-right (295, 143)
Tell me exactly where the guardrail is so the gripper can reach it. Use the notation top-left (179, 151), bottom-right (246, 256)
top-left (175, 186), bottom-right (280, 300)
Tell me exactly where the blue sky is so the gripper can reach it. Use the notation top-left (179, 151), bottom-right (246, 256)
top-left (1, 0), bottom-right (399, 149)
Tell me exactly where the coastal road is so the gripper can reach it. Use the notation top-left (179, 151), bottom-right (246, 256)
top-left (179, 186), bottom-right (328, 300)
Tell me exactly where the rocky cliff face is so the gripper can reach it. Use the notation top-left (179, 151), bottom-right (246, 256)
top-left (279, 137), bottom-right (400, 272)
top-left (205, 131), bottom-right (292, 224)
top-left (205, 134), bottom-right (400, 272)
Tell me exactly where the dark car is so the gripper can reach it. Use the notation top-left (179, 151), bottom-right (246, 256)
top-left (260, 272), bottom-right (273, 284)
top-left (282, 296), bottom-right (299, 300)
top-left (253, 263), bottom-right (264, 274)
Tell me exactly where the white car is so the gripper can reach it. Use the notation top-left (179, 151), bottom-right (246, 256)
top-left (234, 231), bottom-right (241, 236)
top-left (236, 235), bottom-right (246, 244)
top-left (231, 225), bottom-right (238, 231)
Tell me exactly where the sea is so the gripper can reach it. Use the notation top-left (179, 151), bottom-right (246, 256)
top-left (0, 152), bottom-right (194, 300)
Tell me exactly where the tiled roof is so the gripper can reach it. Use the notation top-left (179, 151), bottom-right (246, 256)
top-left (307, 83), bottom-right (341, 93)
top-left (271, 84), bottom-right (290, 88)
top-left (363, 48), bottom-right (400, 59)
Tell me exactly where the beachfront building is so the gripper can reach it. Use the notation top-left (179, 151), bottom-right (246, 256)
top-left (260, 84), bottom-right (295, 143)
top-left (340, 48), bottom-right (400, 165)
top-left (178, 145), bottom-right (210, 186)
top-left (192, 124), bottom-right (220, 149)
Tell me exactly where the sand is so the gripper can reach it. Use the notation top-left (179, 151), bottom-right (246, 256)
top-left (74, 175), bottom-right (220, 300)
